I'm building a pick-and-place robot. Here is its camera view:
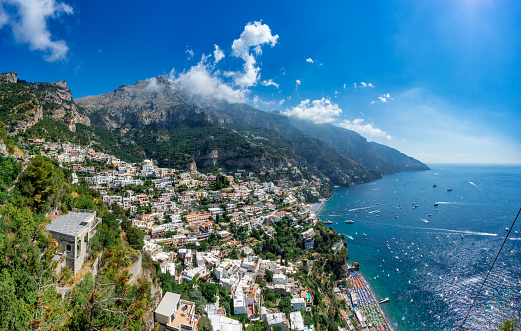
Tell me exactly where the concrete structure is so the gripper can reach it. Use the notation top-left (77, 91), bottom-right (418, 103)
top-left (154, 292), bottom-right (197, 331)
top-left (289, 311), bottom-right (305, 331)
top-left (263, 312), bottom-right (287, 331)
top-left (206, 304), bottom-right (243, 331)
top-left (291, 297), bottom-right (306, 312)
top-left (233, 288), bottom-right (247, 315)
top-left (46, 210), bottom-right (98, 275)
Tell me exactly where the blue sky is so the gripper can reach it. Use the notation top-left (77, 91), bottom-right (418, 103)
top-left (1, 0), bottom-right (520, 164)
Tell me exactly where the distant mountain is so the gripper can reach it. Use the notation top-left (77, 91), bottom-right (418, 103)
top-left (287, 118), bottom-right (429, 175)
top-left (76, 76), bottom-right (377, 186)
top-left (1, 72), bottom-right (428, 187)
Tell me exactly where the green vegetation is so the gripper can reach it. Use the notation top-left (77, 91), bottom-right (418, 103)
top-left (0, 156), bottom-right (20, 203)
top-left (0, 152), bottom-right (150, 329)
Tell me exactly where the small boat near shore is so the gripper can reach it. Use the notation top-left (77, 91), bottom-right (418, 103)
top-left (323, 220), bottom-right (333, 224)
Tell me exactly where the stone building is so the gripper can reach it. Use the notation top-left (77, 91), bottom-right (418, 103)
top-left (46, 209), bottom-right (99, 275)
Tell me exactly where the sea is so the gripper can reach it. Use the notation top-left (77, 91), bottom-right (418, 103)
top-left (318, 164), bottom-right (521, 331)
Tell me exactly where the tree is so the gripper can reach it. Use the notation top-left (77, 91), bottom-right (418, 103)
top-left (198, 315), bottom-right (213, 331)
top-left (278, 296), bottom-right (291, 315)
top-left (190, 291), bottom-right (208, 314)
top-left (18, 155), bottom-right (64, 213)
top-left (265, 270), bottom-right (273, 283)
top-left (126, 227), bottom-right (145, 250)
top-left (199, 282), bottom-right (218, 303)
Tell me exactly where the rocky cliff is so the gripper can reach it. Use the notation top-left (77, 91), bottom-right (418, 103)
top-left (0, 72), bottom-right (90, 135)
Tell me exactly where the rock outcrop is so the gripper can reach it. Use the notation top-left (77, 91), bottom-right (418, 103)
top-left (0, 72), bottom-right (90, 134)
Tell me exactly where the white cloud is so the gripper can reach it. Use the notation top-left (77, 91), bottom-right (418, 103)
top-left (173, 60), bottom-right (246, 103)
top-left (186, 49), bottom-right (194, 60)
top-left (252, 95), bottom-right (275, 108)
top-left (338, 118), bottom-right (392, 140)
top-left (306, 58), bottom-right (314, 63)
top-left (282, 98), bottom-right (342, 124)
top-left (145, 77), bottom-right (161, 92)
top-left (230, 21), bottom-right (279, 88)
top-left (213, 44), bottom-right (224, 63)
top-left (0, 0), bottom-right (73, 61)
top-left (261, 79), bottom-right (279, 88)
top-left (295, 79), bottom-right (301, 87)
top-left (343, 84), bottom-right (347, 89)
top-left (376, 93), bottom-right (393, 103)
top-left (278, 98), bottom-right (285, 105)
top-left (353, 82), bottom-right (375, 88)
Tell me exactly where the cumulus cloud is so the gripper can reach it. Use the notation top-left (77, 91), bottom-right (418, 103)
top-left (353, 82), bottom-right (375, 88)
top-left (261, 79), bottom-right (279, 88)
top-left (229, 21), bottom-right (279, 88)
top-left (213, 44), bottom-right (224, 63)
top-left (0, 0), bottom-right (73, 61)
top-left (338, 118), bottom-right (392, 140)
top-left (306, 58), bottom-right (314, 63)
top-left (282, 98), bottom-right (342, 124)
top-left (295, 79), bottom-right (301, 87)
top-left (376, 93), bottom-right (393, 103)
top-left (174, 59), bottom-right (246, 103)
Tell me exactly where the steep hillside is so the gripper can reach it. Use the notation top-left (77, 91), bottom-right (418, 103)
top-left (76, 77), bottom-right (377, 185)
top-left (287, 118), bottom-right (430, 174)
top-left (0, 72), bottom-right (90, 135)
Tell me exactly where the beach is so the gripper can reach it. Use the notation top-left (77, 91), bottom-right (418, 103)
top-left (308, 198), bottom-right (327, 215)
top-left (311, 198), bottom-right (392, 330)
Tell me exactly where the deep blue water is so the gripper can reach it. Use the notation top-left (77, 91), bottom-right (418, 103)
top-left (318, 164), bottom-right (521, 331)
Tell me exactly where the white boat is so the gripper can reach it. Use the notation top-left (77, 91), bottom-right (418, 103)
top-left (345, 220), bottom-right (354, 224)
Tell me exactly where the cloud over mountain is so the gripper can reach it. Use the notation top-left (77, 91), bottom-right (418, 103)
top-left (338, 118), bottom-right (392, 140)
top-left (282, 98), bottom-right (342, 124)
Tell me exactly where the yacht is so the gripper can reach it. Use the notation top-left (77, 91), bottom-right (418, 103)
top-left (345, 220), bottom-right (354, 224)
top-left (323, 220), bottom-right (333, 224)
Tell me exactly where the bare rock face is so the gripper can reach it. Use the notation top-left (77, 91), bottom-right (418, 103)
top-left (0, 73), bottom-right (90, 135)
top-left (0, 72), bottom-right (18, 84)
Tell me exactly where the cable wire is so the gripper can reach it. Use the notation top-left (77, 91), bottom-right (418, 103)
top-left (459, 207), bottom-right (521, 330)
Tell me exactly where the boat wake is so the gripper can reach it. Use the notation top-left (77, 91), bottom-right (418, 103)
top-left (436, 201), bottom-right (469, 205)
top-left (346, 235), bottom-right (354, 240)
top-left (469, 181), bottom-right (478, 188)
top-left (385, 223), bottom-right (498, 237)
top-left (421, 219), bottom-right (429, 223)
top-left (348, 206), bottom-right (372, 211)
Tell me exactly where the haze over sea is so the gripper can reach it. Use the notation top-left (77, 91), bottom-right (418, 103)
top-left (319, 164), bottom-right (521, 330)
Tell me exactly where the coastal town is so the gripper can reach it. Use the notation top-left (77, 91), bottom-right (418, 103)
top-left (13, 138), bottom-right (391, 331)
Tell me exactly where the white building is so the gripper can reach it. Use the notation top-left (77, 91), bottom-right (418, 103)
top-left (233, 288), bottom-right (247, 315)
top-left (290, 311), bottom-right (305, 331)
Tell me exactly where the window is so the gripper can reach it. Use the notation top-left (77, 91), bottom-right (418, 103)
top-left (66, 244), bottom-right (72, 252)
top-left (77, 240), bottom-right (81, 253)
top-left (84, 233), bottom-right (88, 244)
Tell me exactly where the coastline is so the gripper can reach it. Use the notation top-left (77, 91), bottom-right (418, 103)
top-left (357, 271), bottom-right (395, 331)
top-left (315, 195), bottom-right (393, 331)
top-left (308, 198), bottom-right (327, 215)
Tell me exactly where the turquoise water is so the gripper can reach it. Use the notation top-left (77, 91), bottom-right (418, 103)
top-left (318, 165), bottom-right (521, 330)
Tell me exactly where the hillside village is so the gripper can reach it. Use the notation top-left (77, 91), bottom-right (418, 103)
top-left (0, 136), bottom-right (391, 331)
